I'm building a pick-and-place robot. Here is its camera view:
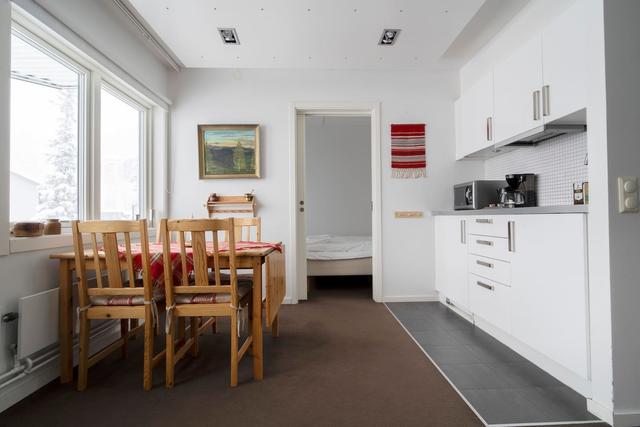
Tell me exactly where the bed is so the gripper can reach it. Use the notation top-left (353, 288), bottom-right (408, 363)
top-left (306, 235), bottom-right (372, 276)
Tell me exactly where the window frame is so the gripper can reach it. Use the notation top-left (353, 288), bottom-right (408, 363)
top-left (7, 18), bottom-right (156, 252)
top-left (9, 23), bottom-right (90, 225)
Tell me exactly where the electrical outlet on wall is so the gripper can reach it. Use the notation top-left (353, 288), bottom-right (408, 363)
top-left (618, 176), bottom-right (639, 213)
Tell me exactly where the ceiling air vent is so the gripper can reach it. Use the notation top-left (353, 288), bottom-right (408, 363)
top-left (379, 29), bottom-right (400, 46)
top-left (218, 28), bottom-right (240, 45)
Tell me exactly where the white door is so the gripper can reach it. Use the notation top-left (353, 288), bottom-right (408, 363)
top-left (493, 35), bottom-right (544, 143)
top-left (435, 216), bottom-right (469, 311)
top-left (541, 0), bottom-right (588, 123)
top-left (295, 113), bottom-right (308, 300)
top-left (510, 214), bottom-right (589, 379)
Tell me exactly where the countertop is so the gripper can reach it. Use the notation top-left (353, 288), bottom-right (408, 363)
top-left (431, 205), bottom-right (589, 216)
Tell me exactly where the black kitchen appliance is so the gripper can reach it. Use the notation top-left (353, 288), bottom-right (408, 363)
top-left (498, 173), bottom-right (537, 207)
top-left (454, 180), bottom-right (506, 210)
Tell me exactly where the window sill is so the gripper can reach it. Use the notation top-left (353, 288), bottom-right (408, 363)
top-left (10, 233), bottom-right (73, 254)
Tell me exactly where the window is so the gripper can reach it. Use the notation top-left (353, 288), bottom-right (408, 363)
top-left (100, 87), bottom-right (145, 220)
top-left (9, 30), bottom-right (85, 222)
top-left (8, 22), bottom-right (154, 237)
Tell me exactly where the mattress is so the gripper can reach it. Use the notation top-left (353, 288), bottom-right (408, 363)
top-left (306, 235), bottom-right (372, 260)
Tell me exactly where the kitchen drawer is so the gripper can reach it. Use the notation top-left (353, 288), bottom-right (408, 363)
top-left (468, 235), bottom-right (511, 261)
top-left (469, 254), bottom-right (511, 286)
top-left (468, 216), bottom-right (510, 238)
top-left (469, 274), bottom-right (512, 333)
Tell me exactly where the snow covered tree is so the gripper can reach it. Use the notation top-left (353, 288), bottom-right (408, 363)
top-left (36, 87), bottom-right (77, 220)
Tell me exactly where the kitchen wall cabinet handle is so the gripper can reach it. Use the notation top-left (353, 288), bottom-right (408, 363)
top-left (475, 218), bottom-right (493, 224)
top-left (460, 220), bottom-right (466, 244)
top-left (476, 260), bottom-right (494, 268)
top-left (508, 221), bottom-right (515, 252)
top-left (542, 85), bottom-right (550, 117)
top-left (486, 117), bottom-right (493, 141)
top-left (533, 90), bottom-right (541, 120)
top-left (476, 281), bottom-right (494, 291)
top-left (476, 239), bottom-right (494, 246)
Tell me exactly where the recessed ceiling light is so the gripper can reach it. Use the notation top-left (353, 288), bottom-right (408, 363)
top-left (379, 29), bottom-right (400, 46)
top-left (218, 28), bottom-right (240, 45)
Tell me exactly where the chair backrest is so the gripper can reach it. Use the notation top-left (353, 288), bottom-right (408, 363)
top-left (71, 220), bottom-right (153, 308)
top-left (160, 218), bottom-right (239, 307)
top-left (228, 217), bottom-right (261, 242)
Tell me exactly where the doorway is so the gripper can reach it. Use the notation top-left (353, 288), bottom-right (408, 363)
top-left (289, 103), bottom-right (382, 303)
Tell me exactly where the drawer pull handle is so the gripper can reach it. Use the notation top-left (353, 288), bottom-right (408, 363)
top-left (477, 281), bottom-right (494, 291)
top-left (476, 260), bottom-right (494, 268)
top-left (476, 240), bottom-right (494, 246)
top-left (475, 219), bottom-right (493, 224)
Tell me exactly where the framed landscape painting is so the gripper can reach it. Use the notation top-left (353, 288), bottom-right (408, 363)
top-left (198, 124), bottom-right (260, 179)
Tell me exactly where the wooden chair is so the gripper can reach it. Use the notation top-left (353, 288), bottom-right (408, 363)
top-left (71, 219), bottom-right (164, 391)
top-left (161, 218), bottom-right (254, 388)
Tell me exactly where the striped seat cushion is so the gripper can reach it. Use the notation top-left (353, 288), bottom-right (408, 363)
top-left (89, 287), bottom-right (165, 306)
top-left (174, 283), bottom-right (252, 304)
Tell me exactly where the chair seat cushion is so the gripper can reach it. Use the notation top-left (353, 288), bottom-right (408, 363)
top-left (89, 287), bottom-right (165, 306)
top-left (175, 283), bottom-right (252, 304)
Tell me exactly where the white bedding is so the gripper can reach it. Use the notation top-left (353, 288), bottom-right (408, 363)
top-left (306, 235), bottom-right (372, 260)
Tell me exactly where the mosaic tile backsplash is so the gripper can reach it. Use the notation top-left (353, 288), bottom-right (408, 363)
top-left (484, 131), bottom-right (588, 207)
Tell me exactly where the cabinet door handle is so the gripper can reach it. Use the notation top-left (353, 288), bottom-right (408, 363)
top-left (476, 239), bottom-right (494, 246)
top-left (533, 90), bottom-right (541, 120)
top-left (475, 218), bottom-right (493, 224)
top-left (460, 220), bottom-right (466, 244)
top-left (476, 260), bottom-right (494, 268)
top-left (476, 281), bottom-right (494, 291)
top-left (508, 221), bottom-right (515, 252)
top-left (486, 117), bottom-right (493, 141)
top-left (542, 85), bottom-right (550, 117)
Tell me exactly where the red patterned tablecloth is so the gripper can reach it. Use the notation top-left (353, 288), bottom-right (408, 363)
top-left (118, 241), bottom-right (282, 289)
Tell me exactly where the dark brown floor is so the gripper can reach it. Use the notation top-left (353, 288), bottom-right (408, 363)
top-left (0, 278), bottom-right (605, 427)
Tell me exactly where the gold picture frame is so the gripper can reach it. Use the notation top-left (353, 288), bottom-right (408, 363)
top-left (198, 124), bottom-right (261, 179)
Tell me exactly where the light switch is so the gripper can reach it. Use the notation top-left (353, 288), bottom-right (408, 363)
top-left (618, 177), bottom-right (639, 213)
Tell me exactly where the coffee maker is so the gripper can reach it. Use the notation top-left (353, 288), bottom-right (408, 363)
top-left (498, 174), bottom-right (536, 207)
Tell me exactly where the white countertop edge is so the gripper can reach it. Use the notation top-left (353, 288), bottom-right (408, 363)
top-left (431, 205), bottom-right (589, 216)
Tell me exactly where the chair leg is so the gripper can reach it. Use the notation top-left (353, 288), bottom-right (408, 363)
top-left (165, 317), bottom-right (175, 389)
top-left (143, 309), bottom-right (154, 391)
top-left (120, 319), bottom-right (129, 359)
top-left (77, 313), bottom-right (90, 391)
top-left (230, 310), bottom-right (239, 387)
top-left (190, 317), bottom-right (199, 357)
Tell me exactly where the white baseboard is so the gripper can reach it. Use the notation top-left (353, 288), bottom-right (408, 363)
top-left (586, 399), bottom-right (613, 426)
top-left (613, 409), bottom-right (640, 427)
top-left (283, 297), bottom-right (296, 304)
top-left (381, 293), bottom-right (439, 303)
top-left (0, 323), bottom-right (121, 414)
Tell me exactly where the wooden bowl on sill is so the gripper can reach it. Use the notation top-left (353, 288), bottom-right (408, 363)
top-left (12, 222), bottom-right (44, 237)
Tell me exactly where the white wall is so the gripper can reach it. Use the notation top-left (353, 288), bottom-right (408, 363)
top-left (601, 1), bottom-right (640, 425)
top-left (168, 68), bottom-right (484, 302)
top-left (305, 115), bottom-right (371, 237)
top-left (0, 0), bottom-right (170, 411)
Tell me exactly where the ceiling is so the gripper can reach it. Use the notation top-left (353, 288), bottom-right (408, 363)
top-left (126, 0), bottom-right (487, 70)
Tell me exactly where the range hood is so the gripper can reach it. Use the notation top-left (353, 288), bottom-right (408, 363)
top-left (495, 124), bottom-right (587, 149)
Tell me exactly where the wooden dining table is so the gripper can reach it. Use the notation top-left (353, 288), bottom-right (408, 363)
top-left (50, 243), bottom-right (285, 384)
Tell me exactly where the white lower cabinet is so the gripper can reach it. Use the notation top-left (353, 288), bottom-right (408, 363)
top-left (510, 214), bottom-right (589, 379)
top-left (435, 213), bottom-right (589, 389)
top-left (435, 216), bottom-right (469, 311)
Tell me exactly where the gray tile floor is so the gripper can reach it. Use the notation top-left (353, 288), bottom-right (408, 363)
top-left (386, 302), bottom-right (604, 426)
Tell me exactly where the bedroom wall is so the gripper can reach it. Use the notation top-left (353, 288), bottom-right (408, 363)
top-left (305, 115), bottom-right (372, 237)
top-left (168, 68), bottom-right (484, 302)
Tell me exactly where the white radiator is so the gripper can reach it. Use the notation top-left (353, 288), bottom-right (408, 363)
top-left (17, 288), bottom-right (59, 359)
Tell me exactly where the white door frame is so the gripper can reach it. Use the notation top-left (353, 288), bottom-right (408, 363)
top-left (288, 102), bottom-right (382, 303)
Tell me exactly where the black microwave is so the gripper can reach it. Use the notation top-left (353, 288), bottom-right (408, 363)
top-left (454, 180), bottom-right (505, 210)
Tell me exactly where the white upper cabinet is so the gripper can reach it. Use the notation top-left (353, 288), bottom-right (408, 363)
top-left (541, 0), bottom-right (588, 123)
top-left (493, 35), bottom-right (544, 143)
top-left (456, 72), bottom-right (494, 160)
